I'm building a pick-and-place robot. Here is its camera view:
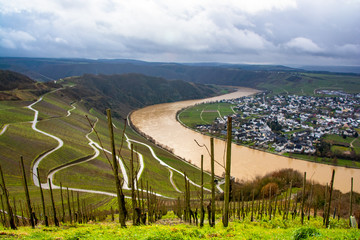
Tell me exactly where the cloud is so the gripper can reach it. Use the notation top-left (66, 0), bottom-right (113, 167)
top-left (335, 44), bottom-right (360, 56)
top-left (285, 37), bottom-right (323, 53)
top-left (0, 28), bottom-right (36, 50)
top-left (0, 0), bottom-right (358, 65)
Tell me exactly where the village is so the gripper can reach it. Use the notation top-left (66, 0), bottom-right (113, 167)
top-left (196, 92), bottom-right (360, 156)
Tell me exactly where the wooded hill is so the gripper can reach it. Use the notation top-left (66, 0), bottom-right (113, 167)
top-left (0, 70), bottom-right (59, 100)
top-left (62, 73), bottom-right (221, 118)
top-left (0, 70), bottom-right (35, 91)
top-left (0, 70), bottom-right (221, 117)
top-left (2, 57), bottom-right (360, 96)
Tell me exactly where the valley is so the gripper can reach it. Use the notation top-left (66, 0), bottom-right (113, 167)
top-left (1, 0), bottom-right (359, 236)
top-left (0, 67), bottom-right (359, 237)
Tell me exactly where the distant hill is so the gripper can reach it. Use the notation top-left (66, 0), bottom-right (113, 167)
top-left (62, 73), bottom-right (221, 118)
top-left (298, 65), bottom-right (360, 74)
top-left (0, 70), bottom-right (58, 100)
top-left (1, 58), bottom-right (360, 96)
top-left (0, 70), bottom-right (36, 90)
top-left (0, 58), bottom-right (299, 83)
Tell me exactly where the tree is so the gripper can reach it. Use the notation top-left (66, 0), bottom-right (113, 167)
top-left (316, 140), bottom-right (331, 157)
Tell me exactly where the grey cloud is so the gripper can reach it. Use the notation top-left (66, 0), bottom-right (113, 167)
top-left (0, 0), bottom-right (359, 65)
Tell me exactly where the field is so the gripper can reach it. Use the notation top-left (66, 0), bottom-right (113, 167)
top-left (256, 72), bottom-right (360, 96)
top-left (179, 102), bottom-right (236, 128)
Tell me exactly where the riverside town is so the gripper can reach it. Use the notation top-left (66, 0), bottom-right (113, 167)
top-left (195, 91), bottom-right (360, 163)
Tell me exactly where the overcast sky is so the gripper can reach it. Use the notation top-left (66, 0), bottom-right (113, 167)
top-left (0, 0), bottom-right (359, 66)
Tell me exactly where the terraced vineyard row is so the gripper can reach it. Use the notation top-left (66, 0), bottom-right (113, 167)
top-left (0, 86), bottom-right (217, 227)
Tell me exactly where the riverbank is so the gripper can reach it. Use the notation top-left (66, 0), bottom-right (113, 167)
top-left (130, 88), bottom-right (360, 193)
top-left (176, 106), bottom-right (360, 170)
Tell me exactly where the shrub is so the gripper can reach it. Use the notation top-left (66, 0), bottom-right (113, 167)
top-left (261, 182), bottom-right (279, 198)
top-left (293, 227), bottom-right (320, 240)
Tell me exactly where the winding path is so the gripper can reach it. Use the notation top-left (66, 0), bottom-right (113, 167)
top-left (66, 104), bottom-right (76, 117)
top-left (27, 96), bottom-right (64, 187)
top-left (230, 106), bottom-right (236, 114)
top-left (26, 93), bottom-right (179, 199)
top-left (169, 169), bottom-right (182, 193)
top-left (0, 124), bottom-right (9, 136)
top-left (126, 136), bottom-right (211, 192)
top-left (200, 109), bottom-right (208, 124)
top-left (27, 95), bottom-right (131, 191)
top-left (217, 110), bottom-right (224, 121)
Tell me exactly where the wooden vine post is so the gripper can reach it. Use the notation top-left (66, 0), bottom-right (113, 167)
top-left (20, 156), bottom-right (34, 229)
top-left (130, 144), bottom-right (138, 226)
top-left (60, 183), bottom-right (65, 222)
top-left (107, 109), bottom-right (126, 227)
top-left (273, 190), bottom-right (278, 219)
top-left (146, 181), bottom-right (150, 224)
top-left (0, 164), bottom-right (16, 229)
top-left (0, 194), bottom-right (5, 226)
top-left (307, 182), bottom-right (314, 220)
top-left (349, 177), bottom-right (353, 226)
top-left (183, 172), bottom-right (189, 222)
top-left (301, 172), bottom-right (306, 225)
top-left (251, 190), bottom-right (255, 222)
top-left (323, 183), bottom-right (328, 225)
top-left (37, 168), bottom-right (48, 226)
top-left (210, 137), bottom-right (215, 227)
top-left (200, 155), bottom-right (204, 227)
top-left (67, 188), bottom-right (72, 224)
top-left (77, 192), bottom-right (82, 223)
top-left (223, 117), bottom-right (232, 227)
top-left (48, 178), bottom-right (59, 226)
top-left (285, 181), bottom-right (292, 220)
top-left (325, 169), bottom-right (335, 228)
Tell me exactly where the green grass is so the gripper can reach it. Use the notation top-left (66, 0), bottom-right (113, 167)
top-left (331, 145), bottom-right (351, 153)
top-left (324, 134), bottom-right (355, 145)
top-left (287, 153), bottom-right (360, 168)
top-left (53, 158), bottom-right (117, 194)
top-left (36, 116), bottom-right (95, 181)
top-left (0, 107), bottom-right (34, 124)
top-left (0, 212), bottom-right (358, 239)
top-left (322, 134), bottom-right (360, 161)
top-left (0, 122), bottom-right (58, 180)
top-left (179, 102), bottom-right (235, 128)
top-left (0, 101), bottom-right (32, 110)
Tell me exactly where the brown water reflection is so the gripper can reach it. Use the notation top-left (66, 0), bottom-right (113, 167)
top-left (131, 88), bottom-right (360, 193)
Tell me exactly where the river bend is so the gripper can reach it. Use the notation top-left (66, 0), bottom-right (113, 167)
top-left (131, 88), bottom-right (360, 193)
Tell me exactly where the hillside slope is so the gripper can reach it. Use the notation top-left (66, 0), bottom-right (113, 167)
top-left (0, 70), bottom-right (59, 100)
top-left (0, 70), bottom-right (36, 91)
top-left (2, 58), bottom-right (360, 96)
top-left (62, 73), bottom-right (221, 117)
top-left (0, 70), bottom-right (220, 222)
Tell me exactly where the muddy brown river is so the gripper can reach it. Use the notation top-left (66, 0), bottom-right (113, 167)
top-left (131, 88), bottom-right (360, 193)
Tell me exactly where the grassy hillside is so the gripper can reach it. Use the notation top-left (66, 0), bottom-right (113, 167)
top-left (0, 71), bottom-right (218, 219)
